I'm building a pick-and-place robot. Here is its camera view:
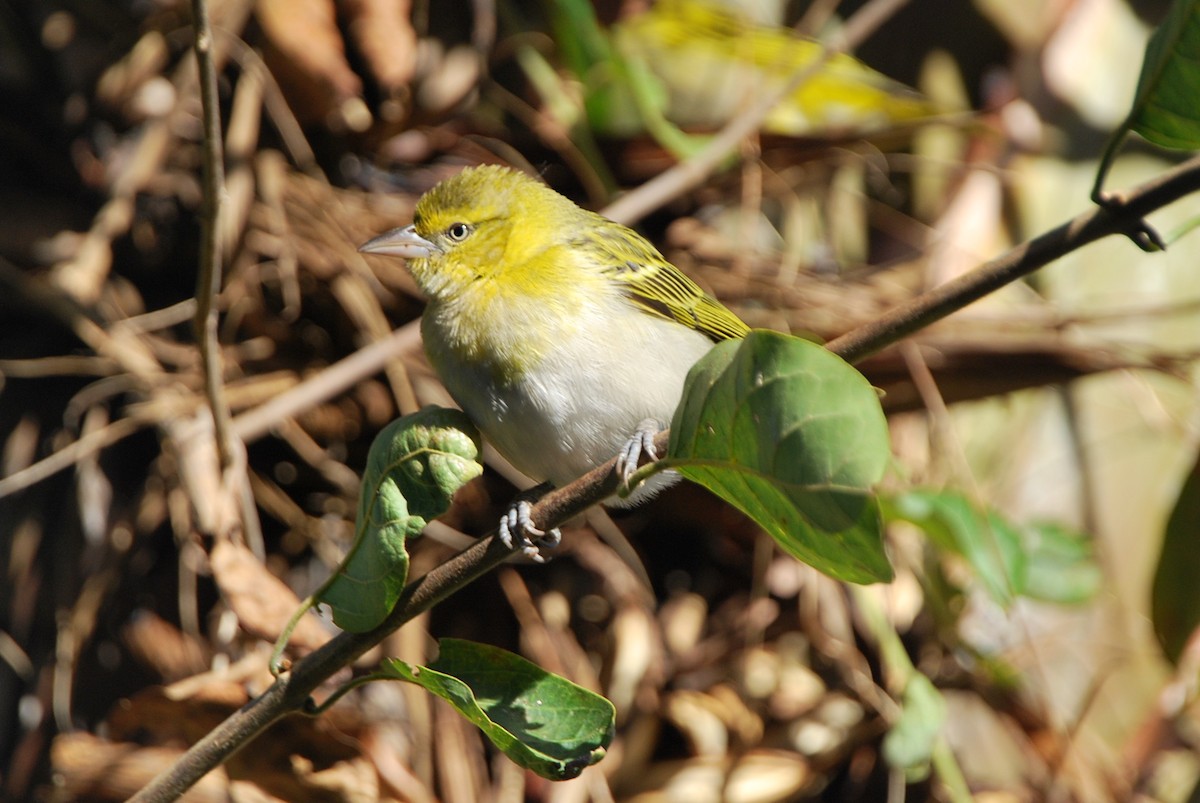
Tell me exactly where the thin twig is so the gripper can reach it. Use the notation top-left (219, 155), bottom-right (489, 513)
top-left (190, 0), bottom-right (266, 553)
top-left (130, 534), bottom-right (518, 803)
top-left (231, 321), bottom-right (422, 442)
top-left (826, 152), bottom-right (1200, 362)
top-left (0, 415), bottom-right (146, 498)
top-left (130, 148), bottom-right (1200, 803)
top-left (191, 0), bottom-right (235, 471)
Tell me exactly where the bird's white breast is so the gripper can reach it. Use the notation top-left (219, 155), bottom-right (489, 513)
top-left (423, 300), bottom-right (715, 498)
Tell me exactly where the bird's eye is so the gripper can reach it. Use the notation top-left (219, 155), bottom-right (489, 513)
top-left (446, 222), bottom-right (471, 242)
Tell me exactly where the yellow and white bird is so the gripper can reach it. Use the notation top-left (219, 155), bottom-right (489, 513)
top-left (360, 165), bottom-right (749, 557)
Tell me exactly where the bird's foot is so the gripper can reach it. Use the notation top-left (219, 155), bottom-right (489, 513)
top-left (615, 419), bottom-right (663, 489)
top-left (497, 491), bottom-right (561, 563)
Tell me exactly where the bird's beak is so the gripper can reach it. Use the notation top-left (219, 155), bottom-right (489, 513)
top-left (358, 225), bottom-right (439, 259)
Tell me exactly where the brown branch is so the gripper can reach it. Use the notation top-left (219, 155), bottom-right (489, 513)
top-left (826, 153), bottom-right (1200, 362)
top-left (191, 0), bottom-right (234, 470)
top-left (130, 152), bottom-right (1200, 803)
top-left (189, 0), bottom-right (267, 554)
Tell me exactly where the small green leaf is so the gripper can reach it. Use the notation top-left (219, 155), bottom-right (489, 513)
top-left (382, 639), bottom-right (615, 780)
top-left (884, 490), bottom-right (1100, 606)
top-left (668, 330), bottom-right (893, 584)
top-left (1019, 522), bottom-right (1102, 605)
top-left (1094, 0), bottom-right (1200, 197)
top-left (320, 408), bottom-right (482, 632)
top-left (886, 491), bottom-right (1020, 605)
top-left (882, 673), bottom-right (946, 779)
top-left (1152, 449), bottom-right (1200, 663)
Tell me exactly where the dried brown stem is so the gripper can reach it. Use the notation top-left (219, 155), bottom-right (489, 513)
top-left (191, 0), bottom-right (234, 471)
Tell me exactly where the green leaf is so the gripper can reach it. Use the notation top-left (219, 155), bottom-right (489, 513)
top-left (382, 639), bottom-right (615, 780)
top-left (545, 0), bottom-right (614, 84)
top-left (884, 490), bottom-right (1100, 606)
top-left (886, 491), bottom-right (1020, 605)
top-left (1152, 448), bottom-right (1200, 663)
top-left (1127, 0), bottom-right (1200, 150)
top-left (668, 330), bottom-right (893, 584)
top-left (1094, 0), bottom-right (1200, 197)
top-left (320, 408), bottom-right (482, 633)
top-left (1019, 522), bottom-right (1103, 605)
top-left (544, 0), bottom-right (634, 133)
top-left (882, 673), bottom-right (946, 779)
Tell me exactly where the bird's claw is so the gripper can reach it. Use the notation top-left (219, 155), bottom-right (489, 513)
top-left (498, 500), bottom-right (561, 563)
top-left (615, 420), bottom-right (661, 488)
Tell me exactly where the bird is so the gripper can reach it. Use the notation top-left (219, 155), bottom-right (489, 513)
top-left (360, 164), bottom-right (749, 559)
top-left (562, 0), bottom-right (935, 143)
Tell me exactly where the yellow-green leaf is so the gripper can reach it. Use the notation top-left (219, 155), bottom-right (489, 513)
top-left (320, 408), bottom-right (482, 633)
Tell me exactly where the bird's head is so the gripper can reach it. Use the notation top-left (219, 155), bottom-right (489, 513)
top-left (359, 165), bottom-right (573, 302)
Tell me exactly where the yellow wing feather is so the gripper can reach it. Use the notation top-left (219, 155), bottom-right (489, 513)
top-left (579, 217), bottom-right (750, 343)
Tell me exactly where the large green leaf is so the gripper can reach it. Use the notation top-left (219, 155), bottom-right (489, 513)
top-left (320, 408), bottom-right (482, 633)
top-left (382, 639), bottom-right (615, 780)
top-left (1152, 448), bottom-right (1200, 663)
top-left (668, 330), bottom-right (893, 584)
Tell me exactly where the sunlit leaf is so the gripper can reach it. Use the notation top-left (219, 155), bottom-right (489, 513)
top-left (884, 490), bottom-right (1100, 606)
top-left (668, 330), bottom-right (893, 584)
top-left (320, 408), bottom-right (482, 632)
top-left (382, 639), bottom-right (615, 780)
top-left (1127, 0), bottom-right (1200, 149)
top-left (1094, 0), bottom-right (1200, 196)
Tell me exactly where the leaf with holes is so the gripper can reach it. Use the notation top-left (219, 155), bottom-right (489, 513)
top-left (319, 408), bottom-right (482, 632)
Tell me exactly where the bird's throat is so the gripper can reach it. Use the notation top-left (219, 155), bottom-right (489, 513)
top-left (421, 288), bottom-right (562, 386)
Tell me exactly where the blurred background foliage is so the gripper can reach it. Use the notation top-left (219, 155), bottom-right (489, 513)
top-left (2, 0), bottom-right (1200, 800)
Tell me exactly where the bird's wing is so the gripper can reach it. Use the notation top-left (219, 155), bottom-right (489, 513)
top-left (581, 219), bottom-right (750, 342)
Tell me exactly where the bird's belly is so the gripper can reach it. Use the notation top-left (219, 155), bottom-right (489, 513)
top-left (428, 315), bottom-right (716, 490)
